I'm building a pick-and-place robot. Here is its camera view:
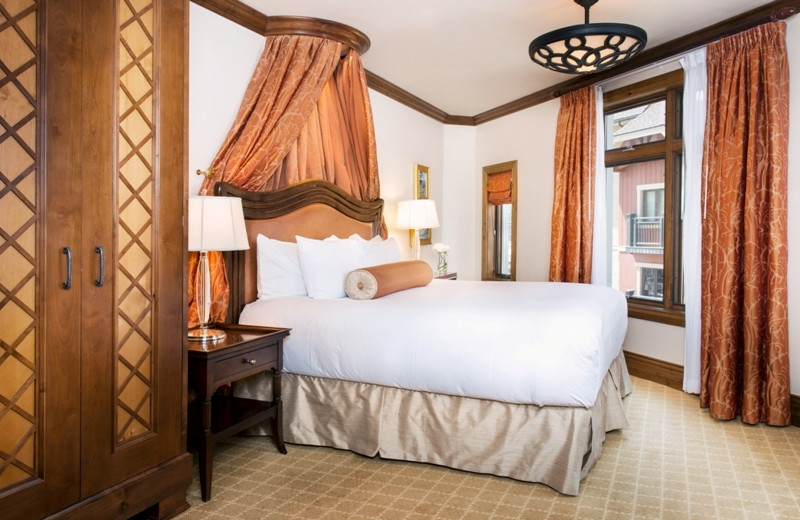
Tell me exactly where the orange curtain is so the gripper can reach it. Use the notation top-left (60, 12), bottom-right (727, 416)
top-left (274, 49), bottom-right (380, 201)
top-left (487, 171), bottom-right (512, 205)
top-left (549, 86), bottom-right (596, 283)
top-left (198, 35), bottom-right (342, 194)
top-left (190, 37), bottom-right (381, 327)
top-left (700, 22), bottom-right (790, 426)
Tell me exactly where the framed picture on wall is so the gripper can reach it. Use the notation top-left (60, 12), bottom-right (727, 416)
top-left (414, 164), bottom-right (429, 200)
top-left (412, 164), bottom-right (432, 246)
top-left (418, 227), bottom-right (431, 244)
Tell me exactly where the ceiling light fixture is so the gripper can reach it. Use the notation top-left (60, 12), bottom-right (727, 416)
top-left (529, 0), bottom-right (647, 74)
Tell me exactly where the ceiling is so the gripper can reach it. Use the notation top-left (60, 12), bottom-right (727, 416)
top-left (239, 0), bottom-right (777, 117)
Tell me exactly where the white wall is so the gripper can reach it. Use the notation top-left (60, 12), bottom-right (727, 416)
top-left (370, 91), bottom-right (445, 265)
top-left (188, 3), bottom-right (263, 196)
top-left (442, 125), bottom-right (477, 278)
top-left (189, 7), bottom-right (800, 394)
top-left (475, 103), bottom-right (559, 282)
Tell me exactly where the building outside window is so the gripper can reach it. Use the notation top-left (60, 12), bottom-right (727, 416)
top-left (603, 70), bottom-right (685, 326)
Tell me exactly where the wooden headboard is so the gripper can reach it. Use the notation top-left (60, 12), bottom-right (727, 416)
top-left (215, 180), bottom-right (384, 323)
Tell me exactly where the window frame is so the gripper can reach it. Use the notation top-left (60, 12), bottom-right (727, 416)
top-left (482, 161), bottom-right (517, 281)
top-left (604, 70), bottom-right (685, 326)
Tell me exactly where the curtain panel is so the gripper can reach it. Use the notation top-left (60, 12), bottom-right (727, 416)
top-left (549, 86), bottom-right (596, 283)
top-left (590, 84), bottom-right (607, 287)
top-left (700, 22), bottom-right (790, 426)
top-left (190, 36), bottom-right (380, 327)
top-left (680, 48), bottom-right (707, 395)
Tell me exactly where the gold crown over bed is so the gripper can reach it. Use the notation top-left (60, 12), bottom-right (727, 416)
top-left (216, 179), bottom-right (630, 496)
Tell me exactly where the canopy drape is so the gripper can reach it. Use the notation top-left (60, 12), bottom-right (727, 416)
top-left (549, 86), bottom-right (596, 283)
top-left (274, 50), bottom-right (380, 200)
top-left (190, 34), bottom-right (381, 327)
top-left (700, 22), bottom-right (790, 426)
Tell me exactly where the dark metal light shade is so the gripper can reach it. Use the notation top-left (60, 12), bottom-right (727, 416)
top-left (529, 1), bottom-right (647, 74)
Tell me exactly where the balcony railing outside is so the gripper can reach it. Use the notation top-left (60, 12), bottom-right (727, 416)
top-left (625, 214), bottom-right (664, 249)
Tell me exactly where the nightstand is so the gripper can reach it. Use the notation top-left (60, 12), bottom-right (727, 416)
top-left (435, 272), bottom-right (457, 280)
top-left (187, 324), bottom-right (291, 501)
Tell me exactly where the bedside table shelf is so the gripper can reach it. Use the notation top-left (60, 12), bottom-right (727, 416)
top-left (187, 324), bottom-right (290, 502)
top-left (188, 395), bottom-right (278, 439)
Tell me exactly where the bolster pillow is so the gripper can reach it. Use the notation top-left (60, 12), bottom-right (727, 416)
top-left (345, 260), bottom-right (433, 300)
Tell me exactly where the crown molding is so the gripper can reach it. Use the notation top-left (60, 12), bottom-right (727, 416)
top-left (265, 16), bottom-right (370, 55)
top-left (191, 0), bottom-right (370, 54)
top-left (364, 71), bottom-right (452, 124)
top-left (191, 0), bottom-right (267, 34)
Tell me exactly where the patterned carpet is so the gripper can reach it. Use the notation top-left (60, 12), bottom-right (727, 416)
top-left (175, 377), bottom-right (800, 519)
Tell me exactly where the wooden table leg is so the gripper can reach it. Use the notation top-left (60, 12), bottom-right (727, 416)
top-left (199, 399), bottom-right (214, 501)
top-left (271, 368), bottom-right (287, 454)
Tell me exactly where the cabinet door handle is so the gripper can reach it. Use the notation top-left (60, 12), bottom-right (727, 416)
top-left (245, 359), bottom-right (257, 365)
top-left (62, 247), bottom-right (73, 289)
top-left (94, 246), bottom-right (105, 287)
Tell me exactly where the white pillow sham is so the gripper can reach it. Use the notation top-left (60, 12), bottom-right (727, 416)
top-left (256, 234), bottom-right (307, 299)
top-left (349, 234), bottom-right (402, 266)
top-left (296, 235), bottom-right (364, 299)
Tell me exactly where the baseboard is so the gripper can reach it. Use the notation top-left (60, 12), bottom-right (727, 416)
top-left (623, 350), bottom-right (684, 391)
top-left (622, 350), bottom-right (800, 428)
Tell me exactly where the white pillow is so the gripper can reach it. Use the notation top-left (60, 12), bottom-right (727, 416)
top-left (256, 234), bottom-right (307, 299)
top-left (349, 234), bottom-right (402, 267)
top-left (296, 235), bottom-right (363, 298)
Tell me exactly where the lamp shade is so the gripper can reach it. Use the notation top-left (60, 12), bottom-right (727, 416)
top-left (396, 199), bottom-right (439, 230)
top-left (188, 196), bottom-right (250, 252)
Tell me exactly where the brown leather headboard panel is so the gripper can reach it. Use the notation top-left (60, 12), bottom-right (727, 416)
top-left (214, 180), bottom-right (384, 322)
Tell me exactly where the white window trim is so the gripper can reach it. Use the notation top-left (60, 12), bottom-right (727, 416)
top-left (635, 182), bottom-right (665, 216)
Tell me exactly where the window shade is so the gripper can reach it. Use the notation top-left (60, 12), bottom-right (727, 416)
top-left (487, 171), bottom-right (512, 205)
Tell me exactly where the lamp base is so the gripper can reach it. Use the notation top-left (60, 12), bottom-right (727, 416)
top-left (188, 326), bottom-right (227, 343)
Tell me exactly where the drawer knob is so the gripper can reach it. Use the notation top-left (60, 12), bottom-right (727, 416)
top-left (245, 359), bottom-right (257, 365)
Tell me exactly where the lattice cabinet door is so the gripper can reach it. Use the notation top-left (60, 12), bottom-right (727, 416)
top-left (0, 1), bottom-right (189, 518)
top-left (0, 1), bottom-right (82, 517)
top-left (76, 0), bottom-right (187, 500)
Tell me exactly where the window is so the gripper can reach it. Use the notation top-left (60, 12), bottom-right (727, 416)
top-left (639, 266), bottom-right (664, 300)
top-left (482, 161), bottom-right (517, 280)
top-left (493, 204), bottom-right (513, 277)
top-left (603, 70), bottom-right (684, 326)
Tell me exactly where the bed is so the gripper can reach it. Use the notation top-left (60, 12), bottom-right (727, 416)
top-left (216, 179), bottom-right (631, 495)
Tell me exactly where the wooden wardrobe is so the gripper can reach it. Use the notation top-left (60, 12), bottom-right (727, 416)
top-left (0, 1), bottom-right (191, 518)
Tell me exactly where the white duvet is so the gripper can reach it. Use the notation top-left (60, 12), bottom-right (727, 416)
top-left (239, 280), bottom-right (628, 407)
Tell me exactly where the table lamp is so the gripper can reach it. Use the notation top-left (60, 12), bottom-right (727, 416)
top-left (396, 199), bottom-right (439, 260)
top-left (188, 196), bottom-right (249, 342)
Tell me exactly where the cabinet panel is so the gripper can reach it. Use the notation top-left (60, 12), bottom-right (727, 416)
top-left (0, 0), bottom-right (42, 491)
top-left (1, 1), bottom-right (83, 517)
top-left (0, 0), bottom-right (189, 518)
top-left (78, 0), bottom-right (188, 498)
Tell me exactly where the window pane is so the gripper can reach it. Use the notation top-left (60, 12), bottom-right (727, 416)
top-left (672, 152), bottom-right (685, 306)
top-left (604, 99), bottom-right (666, 151)
top-left (495, 204), bottom-right (512, 277)
top-left (606, 159), bottom-right (665, 302)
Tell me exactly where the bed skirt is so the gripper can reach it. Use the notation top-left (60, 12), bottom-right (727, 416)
top-left (234, 353), bottom-right (631, 496)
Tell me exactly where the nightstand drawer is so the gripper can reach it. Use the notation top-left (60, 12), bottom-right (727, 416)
top-left (214, 346), bottom-right (278, 381)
